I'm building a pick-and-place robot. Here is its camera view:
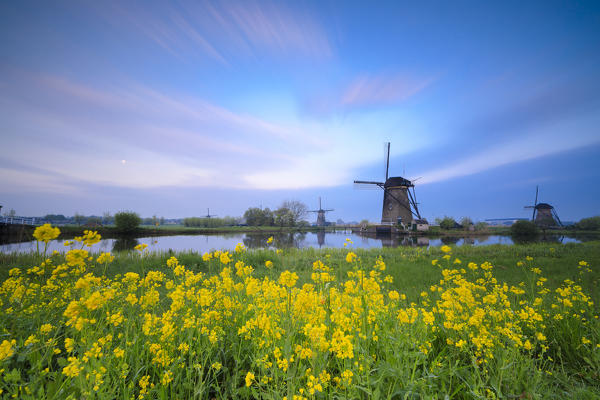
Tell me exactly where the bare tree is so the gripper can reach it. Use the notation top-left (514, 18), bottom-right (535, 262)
top-left (280, 200), bottom-right (308, 226)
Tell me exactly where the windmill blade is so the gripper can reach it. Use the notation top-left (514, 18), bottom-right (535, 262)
top-left (532, 186), bottom-right (538, 220)
top-left (354, 180), bottom-right (384, 185)
top-left (319, 197), bottom-right (322, 210)
top-left (410, 176), bottom-right (423, 183)
top-left (552, 208), bottom-right (563, 227)
top-left (385, 142), bottom-right (390, 181)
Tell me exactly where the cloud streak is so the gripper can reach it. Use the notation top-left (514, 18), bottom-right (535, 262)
top-left (100, 0), bottom-right (332, 64)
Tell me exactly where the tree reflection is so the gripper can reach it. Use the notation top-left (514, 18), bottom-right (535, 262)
top-left (112, 236), bottom-right (139, 252)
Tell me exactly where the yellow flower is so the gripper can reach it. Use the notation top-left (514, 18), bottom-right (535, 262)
top-left (65, 338), bottom-right (75, 353)
top-left (82, 230), bottom-right (101, 246)
top-left (388, 290), bottom-right (400, 301)
top-left (265, 260), bottom-right (274, 269)
top-left (134, 243), bottom-right (148, 252)
top-left (40, 323), bottom-right (53, 335)
top-left (440, 245), bottom-right (452, 253)
top-left (266, 236), bottom-right (274, 244)
top-left (62, 356), bottom-right (81, 378)
top-left (114, 347), bottom-right (125, 358)
top-left (278, 271), bottom-right (298, 288)
top-left (0, 339), bottom-right (16, 361)
top-left (33, 224), bottom-right (60, 243)
top-left (245, 371), bottom-right (255, 387)
top-left (211, 362), bottom-right (222, 371)
top-left (96, 252), bottom-right (114, 264)
top-left (345, 252), bottom-right (357, 263)
top-left (431, 259), bottom-right (438, 266)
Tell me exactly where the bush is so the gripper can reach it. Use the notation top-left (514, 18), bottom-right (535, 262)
top-left (114, 211), bottom-right (141, 233)
top-left (510, 220), bottom-right (539, 237)
top-left (575, 216), bottom-right (600, 231)
top-left (437, 216), bottom-right (458, 230)
top-left (474, 222), bottom-right (488, 231)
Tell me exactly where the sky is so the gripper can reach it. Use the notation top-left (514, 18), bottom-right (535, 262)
top-left (1, 0), bottom-right (599, 223)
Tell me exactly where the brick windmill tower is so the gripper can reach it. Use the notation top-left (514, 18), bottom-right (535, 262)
top-left (524, 186), bottom-right (562, 227)
top-left (308, 197), bottom-right (333, 227)
top-left (354, 143), bottom-right (423, 228)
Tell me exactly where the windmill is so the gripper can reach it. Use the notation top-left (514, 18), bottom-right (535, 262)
top-left (308, 197), bottom-right (334, 227)
top-left (204, 208), bottom-right (217, 219)
top-left (524, 186), bottom-right (562, 227)
top-left (354, 142), bottom-right (423, 227)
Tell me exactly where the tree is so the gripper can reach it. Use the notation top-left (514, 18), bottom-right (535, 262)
top-left (437, 216), bottom-right (457, 230)
top-left (510, 220), bottom-right (539, 237)
top-left (279, 200), bottom-right (307, 226)
top-left (86, 216), bottom-right (102, 226)
top-left (274, 207), bottom-right (294, 227)
top-left (114, 211), bottom-right (141, 233)
top-left (474, 222), bottom-right (488, 231)
top-left (73, 213), bottom-right (85, 226)
top-left (243, 208), bottom-right (274, 226)
top-left (4, 208), bottom-right (16, 217)
top-left (102, 212), bottom-right (113, 225)
top-left (575, 216), bottom-right (600, 231)
top-left (460, 217), bottom-right (473, 229)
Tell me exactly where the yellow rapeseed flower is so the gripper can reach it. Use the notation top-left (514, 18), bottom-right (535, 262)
top-left (245, 371), bottom-right (255, 387)
top-left (0, 339), bottom-right (16, 361)
top-left (33, 224), bottom-right (60, 243)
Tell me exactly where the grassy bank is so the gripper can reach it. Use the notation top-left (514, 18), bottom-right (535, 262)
top-left (0, 236), bottom-right (599, 398)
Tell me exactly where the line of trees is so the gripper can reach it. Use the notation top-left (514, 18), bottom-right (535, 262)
top-left (183, 217), bottom-right (239, 228)
top-left (244, 200), bottom-right (308, 227)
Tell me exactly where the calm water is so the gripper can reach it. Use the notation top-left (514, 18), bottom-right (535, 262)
top-left (0, 231), bottom-right (586, 254)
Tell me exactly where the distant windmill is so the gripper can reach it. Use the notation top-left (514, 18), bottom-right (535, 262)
top-left (308, 197), bottom-right (334, 227)
top-left (204, 208), bottom-right (217, 219)
top-left (524, 186), bottom-right (562, 227)
top-left (354, 142), bottom-right (423, 226)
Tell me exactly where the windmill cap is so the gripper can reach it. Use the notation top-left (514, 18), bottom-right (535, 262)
top-left (384, 176), bottom-right (413, 187)
top-left (535, 203), bottom-right (553, 210)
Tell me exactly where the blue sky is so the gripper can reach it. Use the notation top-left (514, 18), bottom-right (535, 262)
top-left (1, 0), bottom-right (599, 222)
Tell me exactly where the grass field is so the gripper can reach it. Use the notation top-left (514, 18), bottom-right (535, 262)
top-left (0, 227), bottom-right (599, 398)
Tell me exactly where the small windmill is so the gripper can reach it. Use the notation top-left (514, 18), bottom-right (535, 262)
top-left (354, 142), bottom-right (423, 227)
top-left (308, 197), bottom-right (334, 227)
top-left (204, 208), bottom-right (217, 219)
top-left (524, 186), bottom-right (562, 227)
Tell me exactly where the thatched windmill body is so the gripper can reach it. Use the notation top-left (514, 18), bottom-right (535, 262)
top-left (354, 143), bottom-right (422, 227)
top-left (524, 186), bottom-right (562, 227)
top-left (308, 197), bottom-right (333, 227)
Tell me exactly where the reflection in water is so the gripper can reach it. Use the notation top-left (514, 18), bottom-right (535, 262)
top-left (317, 230), bottom-right (325, 248)
top-left (0, 231), bottom-right (589, 254)
top-left (441, 236), bottom-right (460, 245)
top-left (112, 237), bottom-right (139, 252)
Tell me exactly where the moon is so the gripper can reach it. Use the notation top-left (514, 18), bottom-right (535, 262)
top-left (121, 160), bottom-right (126, 164)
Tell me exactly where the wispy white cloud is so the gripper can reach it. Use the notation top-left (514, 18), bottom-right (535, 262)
top-left (100, 0), bottom-right (332, 64)
top-left (340, 74), bottom-right (434, 108)
top-left (304, 72), bottom-right (435, 116)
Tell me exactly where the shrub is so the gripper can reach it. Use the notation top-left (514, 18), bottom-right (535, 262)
top-left (510, 220), bottom-right (539, 237)
top-left (114, 211), bottom-right (141, 233)
top-left (575, 216), bottom-right (600, 231)
top-left (438, 216), bottom-right (458, 230)
top-left (474, 222), bottom-right (488, 231)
